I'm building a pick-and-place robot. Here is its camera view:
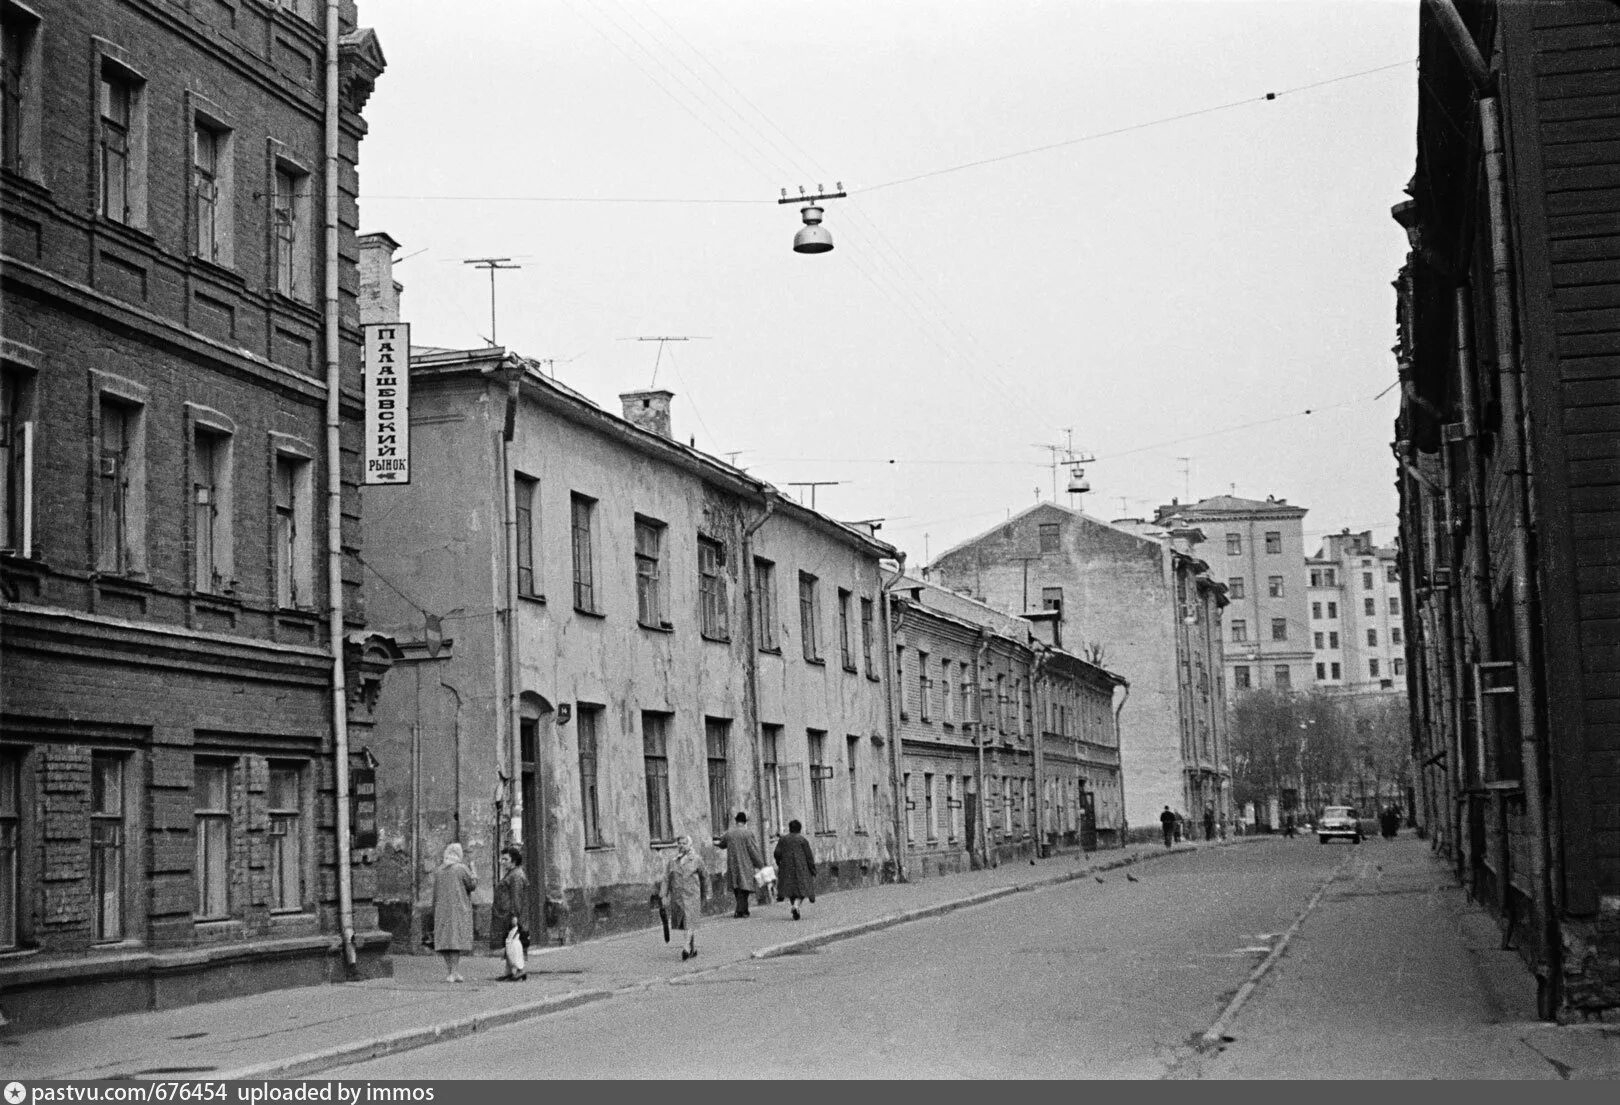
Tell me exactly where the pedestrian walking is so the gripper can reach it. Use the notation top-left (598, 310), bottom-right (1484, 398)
top-left (717, 811), bottom-right (765, 917)
top-left (1159, 806), bottom-right (1176, 848)
top-left (431, 842), bottom-right (476, 983)
top-left (660, 833), bottom-right (707, 961)
top-left (1203, 807), bottom-right (1215, 842)
top-left (492, 846), bottom-right (533, 979)
top-left (1283, 812), bottom-right (1297, 838)
top-left (773, 819), bottom-right (817, 921)
top-left (1380, 806), bottom-right (1400, 840)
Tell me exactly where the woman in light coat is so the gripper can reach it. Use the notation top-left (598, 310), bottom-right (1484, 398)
top-left (660, 834), bottom-right (707, 961)
top-left (432, 842), bottom-right (477, 982)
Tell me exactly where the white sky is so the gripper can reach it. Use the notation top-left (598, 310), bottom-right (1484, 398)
top-left (358, 0), bottom-right (1417, 566)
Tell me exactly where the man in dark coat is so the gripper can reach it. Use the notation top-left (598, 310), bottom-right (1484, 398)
top-left (717, 811), bottom-right (765, 917)
top-left (773, 819), bottom-right (817, 920)
top-left (1159, 806), bottom-right (1176, 848)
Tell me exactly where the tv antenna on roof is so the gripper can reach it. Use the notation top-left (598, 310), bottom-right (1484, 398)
top-left (618, 336), bottom-right (710, 388)
top-left (462, 257), bottom-right (522, 346)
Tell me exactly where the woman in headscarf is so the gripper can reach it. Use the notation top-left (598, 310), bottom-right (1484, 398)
top-left (660, 833), bottom-right (707, 961)
top-left (432, 841), bottom-right (476, 982)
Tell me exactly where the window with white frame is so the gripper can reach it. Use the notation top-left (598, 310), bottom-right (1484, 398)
top-left (192, 114), bottom-right (234, 265)
top-left (272, 161), bottom-right (312, 300)
top-left (705, 718), bottom-right (730, 836)
top-left (799, 572), bottom-right (821, 661)
top-left (1, 368), bottom-right (34, 557)
top-left (194, 761), bottom-right (232, 920)
top-left (98, 58), bottom-right (146, 225)
top-left (2, 5), bottom-right (41, 179)
top-left (273, 449), bottom-right (313, 608)
top-left (634, 516), bottom-right (665, 628)
top-left (698, 535), bottom-right (728, 640)
top-left (1264, 531), bottom-right (1281, 554)
top-left (1268, 575), bottom-right (1284, 598)
top-left (571, 493), bottom-right (597, 613)
top-left (754, 557), bottom-right (778, 650)
top-left (761, 724), bottom-right (783, 834)
top-left (642, 712), bottom-right (673, 843)
top-left (191, 424), bottom-right (233, 594)
top-left (808, 730), bottom-right (828, 832)
top-left (90, 753), bottom-right (125, 941)
top-left (577, 704), bottom-right (603, 847)
top-left (837, 588), bottom-right (854, 669)
top-left (515, 474), bottom-right (538, 598)
top-left (860, 597), bottom-right (875, 676)
top-left (267, 763), bottom-right (303, 912)
top-left (97, 395), bottom-right (145, 575)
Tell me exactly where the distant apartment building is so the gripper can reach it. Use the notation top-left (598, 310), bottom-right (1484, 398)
top-left (1154, 495), bottom-right (1311, 697)
top-left (357, 241), bottom-right (897, 949)
top-left (0, 0), bottom-right (389, 1028)
top-left (1306, 530), bottom-right (1406, 694)
top-left (890, 576), bottom-right (1127, 875)
top-left (928, 503), bottom-right (1230, 835)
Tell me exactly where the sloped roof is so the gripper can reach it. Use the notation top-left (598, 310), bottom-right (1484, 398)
top-left (1156, 494), bottom-right (1308, 521)
top-left (929, 499), bottom-right (1160, 567)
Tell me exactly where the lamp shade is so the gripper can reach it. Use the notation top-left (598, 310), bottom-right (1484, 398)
top-left (793, 204), bottom-right (834, 254)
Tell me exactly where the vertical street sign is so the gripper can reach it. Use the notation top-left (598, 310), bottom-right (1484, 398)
top-left (363, 322), bottom-right (410, 484)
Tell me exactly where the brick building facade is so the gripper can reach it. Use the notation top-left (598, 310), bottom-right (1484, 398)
top-left (1, 0), bottom-right (389, 1027)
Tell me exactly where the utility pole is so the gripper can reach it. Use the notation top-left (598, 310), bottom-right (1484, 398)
top-left (786, 481), bottom-right (842, 511)
top-left (1178, 456), bottom-right (1192, 501)
top-left (462, 257), bottom-right (521, 346)
top-left (618, 336), bottom-right (710, 388)
top-left (1008, 555), bottom-right (1041, 612)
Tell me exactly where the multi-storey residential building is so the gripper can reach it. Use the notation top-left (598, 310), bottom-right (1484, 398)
top-left (1154, 495), bottom-right (1311, 697)
top-left (0, 1), bottom-right (389, 1027)
top-left (357, 241), bottom-right (897, 948)
top-left (1306, 530), bottom-right (1406, 694)
top-left (1394, 0), bottom-right (1620, 1020)
top-left (928, 503), bottom-right (1229, 837)
top-left (890, 576), bottom-right (1126, 875)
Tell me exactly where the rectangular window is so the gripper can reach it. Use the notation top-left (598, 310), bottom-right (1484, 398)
top-left (1369, 659), bottom-right (1380, 678)
top-left (515, 475), bottom-right (538, 598)
top-left (1366, 629), bottom-right (1378, 647)
top-left (195, 761), bottom-right (232, 920)
top-left (1311, 601), bottom-right (1322, 620)
top-left (1362, 572), bottom-right (1374, 591)
top-left (192, 427), bottom-right (232, 593)
top-left (1233, 665), bottom-right (1251, 690)
top-left (90, 754), bottom-right (126, 941)
top-left (1, 8), bottom-right (38, 176)
top-left (634, 516), bottom-right (664, 627)
top-left (917, 650), bottom-right (931, 722)
top-left (273, 163), bottom-right (312, 300)
top-left (1314, 631), bottom-right (1324, 649)
top-left (946, 776), bottom-right (958, 842)
top-left (860, 597), bottom-right (875, 676)
top-left (1386, 566), bottom-right (1398, 583)
top-left (1230, 619), bottom-right (1247, 643)
top-left (1315, 662), bottom-right (1326, 680)
top-left (98, 398), bottom-right (141, 574)
top-left (1323, 569), bottom-right (1336, 587)
top-left (837, 588), bottom-right (854, 669)
top-left (903, 772), bottom-right (915, 843)
top-left (808, 730), bottom-right (828, 832)
top-left (1264, 531), bottom-right (1281, 554)
top-left (846, 736), bottom-right (861, 831)
top-left (799, 572), bottom-right (821, 661)
top-left (1331, 661), bottom-right (1341, 679)
top-left (0, 753), bottom-right (16, 949)
top-left (267, 763), bottom-right (303, 913)
top-left (274, 453), bottom-right (313, 608)
top-left (642, 712), bottom-right (672, 843)
top-left (1393, 657), bottom-right (1405, 676)
top-left (192, 118), bottom-right (233, 264)
top-left (1327, 602), bottom-right (1338, 619)
top-left (1274, 665), bottom-right (1291, 690)
top-left (924, 773), bottom-right (937, 841)
top-left (1038, 523), bottom-right (1060, 553)
top-left (1268, 575), bottom-right (1284, 598)
top-left (570, 494), bottom-right (596, 613)
top-left (762, 725), bottom-right (782, 834)
top-left (705, 718), bottom-right (730, 835)
top-left (1271, 618), bottom-right (1287, 641)
top-left (1228, 577), bottom-right (1245, 600)
top-left (1392, 627), bottom-right (1403, 645)
top-left (1364, 597), bottom-right (1376, 617)
top-left (578, 705), bottom-right (603, 847)
top-left (942, 659), bottom-right (954, 724)
top-left (1389, 596), bottom-right (1400, 615)
top-left (1329, 631), bottom-right (1340, 648)
top-left (1309, 570), bottom-right (1321, 587)
top-left (1226, 533), bottom-right (1241, 556)
top-left (1, 369), bottom-right (33, 556)
top-left (754, 558), bottom-right (778, 650)
top-left (99, 65), bottom-right (136, 223)
top-left (1041, 586), bottom-right (1062, 613)
top-left (698, 536), bottom-right (728, 640)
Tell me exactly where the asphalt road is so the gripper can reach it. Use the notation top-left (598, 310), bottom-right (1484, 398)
top-left (331, 841), bottom-right (1346, 1079)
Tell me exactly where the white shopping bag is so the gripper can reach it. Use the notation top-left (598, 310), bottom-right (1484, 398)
top-left (504, 923), bottom-right (527, 977)
top-left (755, 864), bottom-right (777, 889)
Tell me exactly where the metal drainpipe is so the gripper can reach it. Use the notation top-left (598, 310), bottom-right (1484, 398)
top-left (973, 630), bottom-right (991, 865)
top-left (497, 361), bottom-right (536, 936)
top-left (1031, 645), bottom-right (1049, 857)
top-left (741, 491), bottom-right (778, 884)
top-left (1453, 286), bottom-right (1494, 785)
top-left (879, 554), bottom-right (908, 882)
top-left (1113, 682), bottom-right (1130, 838)
top-left (1481, 93), bottom-right (1557, 1018)
top-left (322, 0), bottom-right (356, 970)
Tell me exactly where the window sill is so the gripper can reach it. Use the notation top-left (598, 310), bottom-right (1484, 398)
top-left (518, 591), bottom-right (547, 606)
top-left (650, 839), bottom-right (680, 850)
top-left (804, 657), bottom-right (826, 667)
top-left (1, 166), bottom-right (50, 199)
top-left (574, 606), bottom-right (606, 620)
top-left (584, 843), bottom-right (614, 853)
top-left (95, 215), bottom-right (157, 247)
top-left (842, 664), bottom-right (859, 675)
top-left (759, 646), bottom-right (782, 656)
top-left (701, 632), bottom-right (732, 645)
top-left (866, 672), bottom-right (881, 682)
top-left (190, 255), bottom-right (245, 287)
top-left (639, 620), bottom-right (674, 634)
top-left (813, 831), bottom-right (837, 838)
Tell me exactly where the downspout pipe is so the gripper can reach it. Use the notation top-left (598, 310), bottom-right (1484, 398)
top-left (973, 629), bottom-right (991, 866)
top-left (1422, 0), bottom-right (1494, 94)
top-left (1482, 93), bottom-right (1557, 1018)
top-left (1112, 681), bottom-right (1130, 840)
top-left (1031, 644), bottom-right (1049, 857)
top-left (323, 0), bottom-right (356, 971)
top-left (1454, 286), bottom-right (1494, 786)
top-left (497, 359), bottom-right (535, 935)
top-left (741, 491), bottom-right (779, 878)
top-left (879, 554), bottom-right (908, 882)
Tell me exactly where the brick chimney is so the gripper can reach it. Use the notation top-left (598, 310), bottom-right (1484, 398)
top-left (620, 389), bottom-right (674, 439)
top-left (359, 231), bottom-right (402, 325)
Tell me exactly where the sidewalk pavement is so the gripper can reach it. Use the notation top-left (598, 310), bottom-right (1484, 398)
top-left (3, 838), bottom-right (1194, 1081)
